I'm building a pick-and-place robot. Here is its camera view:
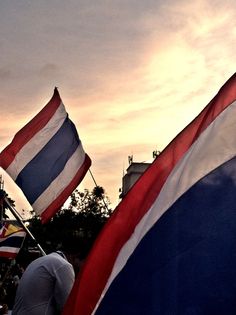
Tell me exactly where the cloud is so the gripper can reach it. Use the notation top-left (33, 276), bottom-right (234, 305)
top-left (1, 0), bottom-right (236, 209)
top-left (39, 63), bottom-right (60, 78)
top-left (0, 66), bottom-right (12, 80)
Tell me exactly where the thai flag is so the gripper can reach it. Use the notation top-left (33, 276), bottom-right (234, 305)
top-left (63, 73), bottom-right (236, 315)
top-left (0, 88), bottom-right (91, 223)
top-left (0, 223), bottom-right (26, 259)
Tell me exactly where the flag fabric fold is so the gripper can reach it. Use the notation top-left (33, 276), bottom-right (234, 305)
top-left (0, 223), bottom-right (26, 259)
top-left (63, 73), bottom-right (236, 315)
top-left (0, 88), bottom-right (91, 223)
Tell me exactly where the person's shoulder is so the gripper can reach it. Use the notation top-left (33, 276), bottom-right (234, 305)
top-left (46, 252), bottom-right (70, 265)
top-left (47, 252), bottom-right (74, 275)
top-left (28, 252), bottom-right (66, 266)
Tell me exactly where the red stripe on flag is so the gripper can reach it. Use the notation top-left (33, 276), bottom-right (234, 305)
top-left (0, 88), bottom-right (61, 169)
top-left (0, 251), bottom-right (18, 259)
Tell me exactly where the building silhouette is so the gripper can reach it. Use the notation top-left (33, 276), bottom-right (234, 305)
top-left (119, 161), bottom-right (151, 199)
top-left (119, 151), bottom-right (160, 199)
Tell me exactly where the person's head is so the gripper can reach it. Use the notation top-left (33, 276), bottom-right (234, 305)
top-left (57, 238), bottom-right (87, 274)
top-left (64, 252), bottom-right (84, 275)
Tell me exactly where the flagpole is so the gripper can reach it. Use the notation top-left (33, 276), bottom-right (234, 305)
top-left (0, 191), bottom-right (46, 256)
top-left (89, 169), bottom-right (110, 212)
top-left (0, 176), bottom-right (4, 223)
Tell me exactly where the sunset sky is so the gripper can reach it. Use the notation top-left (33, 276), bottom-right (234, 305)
top-left (0, 0), bottom-right (236, 216)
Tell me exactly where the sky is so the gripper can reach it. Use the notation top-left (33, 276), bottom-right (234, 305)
top-left (0, 0), bottom-right (236, 217)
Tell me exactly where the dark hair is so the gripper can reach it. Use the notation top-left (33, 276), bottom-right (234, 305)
top-left (59, 237), bottom-right (88, 259)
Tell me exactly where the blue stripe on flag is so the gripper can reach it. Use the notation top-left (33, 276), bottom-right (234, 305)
top-left (15, 117), bottom-right (81, 203)
top-left (0, 236), bottom-right (25, 248)
top-left (95, 156), bottom-right (236, 315)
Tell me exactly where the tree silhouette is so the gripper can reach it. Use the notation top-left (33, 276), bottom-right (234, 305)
top-left (21, 186), bottom-right (113, 259)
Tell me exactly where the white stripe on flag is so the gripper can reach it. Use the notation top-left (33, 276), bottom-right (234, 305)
top-left (0, 246), bottom-right (20, 253)
top-left (6, 102), bottom-right (67, 180)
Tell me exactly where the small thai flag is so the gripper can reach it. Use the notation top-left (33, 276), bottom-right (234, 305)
top-left (0, 88), bottom-right (91, 223)
top-left (0, 223), bottom-right (26, 259)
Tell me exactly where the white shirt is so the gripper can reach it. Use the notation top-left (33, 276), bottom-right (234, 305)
top-left (12, 252), bottom-right (75, 315)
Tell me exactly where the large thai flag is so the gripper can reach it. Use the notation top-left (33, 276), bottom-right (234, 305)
top-left (63, 73), bottom-right (236, 315)
top-left (0, 88), bottom-right (91, 223)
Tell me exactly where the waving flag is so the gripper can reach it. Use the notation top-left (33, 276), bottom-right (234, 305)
top-left (0, 223), bottom-right (26, 259)
top-left (0, 88), bottom-right (91, 223)
top-left (63, 73), bottom-right (236, 315)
